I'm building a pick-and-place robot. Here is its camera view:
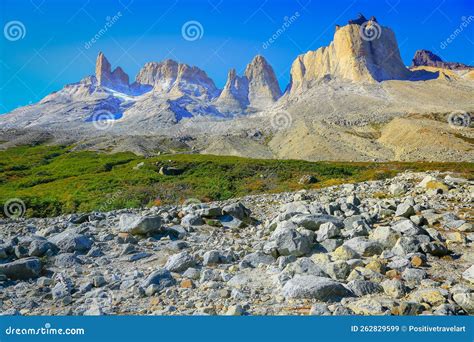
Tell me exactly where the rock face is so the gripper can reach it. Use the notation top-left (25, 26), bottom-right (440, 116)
top-left (244, 55), bottom-right (282, 109)
top-left (95, 52), bottom-right (130, 92)
top-left (289, 17), bottom-right (410, 90)
top-left (215, 69), bottom-right (249, 112)
top-left (411, 49), bottom-right (472, 70)
top-left (134, 59), bottom-right (219, 99)
top-left (216, 55), bottom-right (282, 113)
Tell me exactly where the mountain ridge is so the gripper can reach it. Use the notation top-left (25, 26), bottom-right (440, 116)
top-left (0, 14), bottom-right (472, 162)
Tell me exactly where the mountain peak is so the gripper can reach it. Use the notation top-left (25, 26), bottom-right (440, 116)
top-left (95, 52), bottom-right (130, 92)
top-left (244, 55), bottom-right (282, 109)
top-left (411, 49), bottom-right (472, 70)
top-left (289, 16), bottom-right (410, 90)
top-left (135, 59), bottom-right (218, 98)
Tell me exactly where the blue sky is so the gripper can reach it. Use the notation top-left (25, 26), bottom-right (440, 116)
top-left (0, 0), bottom-right (473, 113)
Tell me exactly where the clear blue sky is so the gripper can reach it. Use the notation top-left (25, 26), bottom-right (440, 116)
top-left (0, 0), bottom-right (473, 113)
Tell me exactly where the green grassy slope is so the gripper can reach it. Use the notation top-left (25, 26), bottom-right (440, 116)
top-left (1, 144), bottom-right (472, 217)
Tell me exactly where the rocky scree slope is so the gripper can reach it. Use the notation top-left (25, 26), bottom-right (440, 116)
top-left (1, 171), bottom-right (473, 316)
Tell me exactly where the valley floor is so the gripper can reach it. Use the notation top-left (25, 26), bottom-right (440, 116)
top-left (0, 170), bottom-right (473, 316)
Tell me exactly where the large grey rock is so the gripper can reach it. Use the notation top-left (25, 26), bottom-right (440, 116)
top-left (347, 280), bottom-right (383, 297)
top-left (395, 202), bottom-right (415, 218)
top-left (282, 275), bottom-right (352, 300)
top-left (343, 237), bottom-right (383, 257)
top-left (453, 293), bottom-right (474, 314)
top-left (28, 239), bottom-right (57, 257)
top-left (0, 257), bottom-right (42, 280)
top-left (48, 231), bottom-right (92, 253)
top-left (402, 268), bottom-right (427, 283)
top-left (420, 241), bottom-right (448, 256)
top-left (181, 214), bottom-right (204, 226)
top-left (317, 222), bottom-right (341, 242)
top-left (222, 202), bottom-right (251, 220)
top-left (325, 261), bottom-right (351, 280)
top-left (370, 226), bottom-right (400, 248)
top-left (54, 253), bottom-right (82, 267)
top-left (391, 219), bottom-right (423, 236)
top-left (392, 236), bottom-right (420, 256)
top-left (291, 214), bottom-right (343, 231)
top-left (119, 215), bottom-right (162, 235)
top-left (282, 257), bottom-right (327, 277)
top-left (266, 222), bottom-right (313, 257)
top-left (240, 251), bottom-right (274, 268)
top-left (279, 201), bottom-right (310, 219)
top-left (164, 252), bottom-right (195, 273)
top-left (141, 269), bottom-right (176, 290)
top-left (389, 183), bottom-right (406, 196)
top-left (203, 250), bottom-right (222, 266)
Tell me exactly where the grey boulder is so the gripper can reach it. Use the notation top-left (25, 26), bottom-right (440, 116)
top-left (119, 214), bottom-right (162, 235)
top-left (282, 275), bottom-right (352, 300)
top-left (0, 257), bottom-right (42, 280)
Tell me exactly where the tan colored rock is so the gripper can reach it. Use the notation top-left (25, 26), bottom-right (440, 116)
top-left (245, 55), bottom-right (282, 109)
top-left (289, 21), bottom-right (410, 91)
top-left (95, 52), bottom-right (129, 91)
top-left (135, 59), bottom-right (218, 98)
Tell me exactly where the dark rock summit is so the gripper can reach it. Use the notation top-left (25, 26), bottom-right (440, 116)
top-left (411, 49), bottom-right (472, 70)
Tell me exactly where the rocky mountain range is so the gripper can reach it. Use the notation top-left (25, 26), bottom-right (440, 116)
top-left (0, 14), bottom-right (472, 162)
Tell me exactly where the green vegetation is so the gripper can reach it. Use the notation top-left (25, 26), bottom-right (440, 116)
top-left (0, 144), bottom-right (472, 217)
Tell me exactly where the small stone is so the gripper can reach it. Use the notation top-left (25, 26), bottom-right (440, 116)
top-left (381, 279), bottom-right (407, 299)
top-left (309, 303), bottom-right (331, 315)
top-left (180, 279), bottom-right (195, 289)
top-left (411, 255), bottom-right (425, 267)
top-left (365, 260), bottom-right (386, 274)
top-left (332, 245), bottom-right (360, 261)
top-left (164, 251), bottom-right (196, 273)
top-left (226, 305), bottom-right (245, 316)
top-left (325, 261), bottom-right (350, 280)
top-left (347, 298), bottom-right (384, 315)
top-left (203, 250), bottom-right (222, 266)
top-left (93, 276), bottom-right (106, 287)
top-left (37, 277), bottom-right (52, 287)
top-left (462, 265), bottom-right (474, 283)
top-left (347, 280), bottom-right (383, 297)
top-left (385, 270), bottom-right (399, 279)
